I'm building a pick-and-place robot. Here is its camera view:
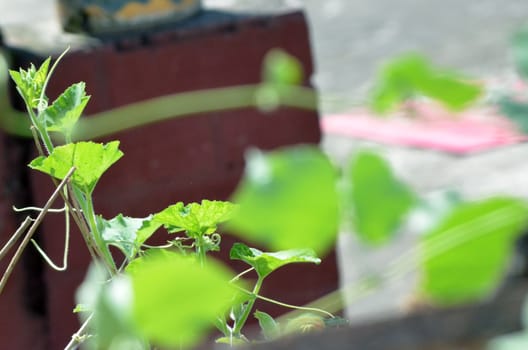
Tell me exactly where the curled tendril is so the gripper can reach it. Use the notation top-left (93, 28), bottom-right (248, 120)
top-left (210, 233), bottom-right (221, 247)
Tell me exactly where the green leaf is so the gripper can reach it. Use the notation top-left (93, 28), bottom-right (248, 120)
top-left (128, 250), bottom-right (239, 348)
top-left (9, 57), bottom-right (51, 109)
top-left (229, 146), bottom-right (339, 255)
top-left (230, 243), bottom-right (320, 279)
top-left (153, 200), bottom-right (236, 237)
top-left (497, 96), bottom-right (528, 134)
top-left (420, 197), bottom-right (528, 305)
top-left (263, 49), bottom-right (303, 86)
top-left (254, 310), bottom-right (280, 340)
top-left (512, 27), bottom-right (528, 80)
top-left (97, 214), bottom-right (151, 260)
top-left (348, 151), bottom-right (415, 245)
top-left (28, 141), bottom-right (123, 195)
top-left (370, 53), bottom-right (482, 113)
top-left (42, 82), bottom-right (90, 136)
top-left (135, 216), bottom-right (162, 248)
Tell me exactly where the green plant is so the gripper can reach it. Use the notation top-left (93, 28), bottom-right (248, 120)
top-left (1, 47), bottom-right (527, 350)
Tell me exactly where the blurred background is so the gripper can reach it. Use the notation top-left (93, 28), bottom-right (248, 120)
top-left (2, 0), bottom-right (528, 112)
top-left (2, 1), bottom-right (528, 348)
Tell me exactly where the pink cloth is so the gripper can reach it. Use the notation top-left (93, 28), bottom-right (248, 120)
top-left (321, 103), bottom-right (526, 154)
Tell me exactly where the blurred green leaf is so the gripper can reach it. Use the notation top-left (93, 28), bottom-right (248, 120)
top-left (43, 82), bottom-right (90, 137)
top-left (348, 151), bottom-right (415, 245)
top-left (128, 250), bottom-right (238, 348)
top-left (420, 197), bottom-right (528, 305)
top-left (230, 242), bottom-right (320, 279)
top-left (76, 264), bottom-right (145, 349)
top-left (28, 141), bottom-right (123, 195)
top-left (263, 49), bottom-right (303, 86)
top-left (497, 96), bottom-right (528, 134)
top-left (229, 146), bottom-right (339, 255)
top-left (254, 310), bottom-right (280, 340)
top-left (153, 200), bottom-right (236, 237)
top-left (370, 53), bottom-right (482, 113)
top-left (512, 27), bottom-right (528, 80)
top-left (9, 57), bottom-right (50, 109)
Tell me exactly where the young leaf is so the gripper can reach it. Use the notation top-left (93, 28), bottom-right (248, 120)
top-left (97, 214), bottom-right (150, 260)
top-left (229, 243), bottom-right (320, 279)
top-left (420, 197), bottom-right (528, 305)
top-left (42, 82), bottom-right (90, 136)
top-left (9, 58), bottom-right (51, 109)
top-left (254, 310), bottom-right (280, 340)
top-left (347, 151), bottom-right (415, 245)
top-left (29, 141), bottom-right (123, 195)
top-left (128, 250), bottom-right (239, 348)
top-left (229, 146), bottom-right (339, 255)
top-left (370, 53), bottom-right (482, 113)
top-left (153, 200), bottom-right (236, 237)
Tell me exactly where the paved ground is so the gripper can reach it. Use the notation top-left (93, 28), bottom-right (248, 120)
top-left (2, 0), bottom-right (528, 323)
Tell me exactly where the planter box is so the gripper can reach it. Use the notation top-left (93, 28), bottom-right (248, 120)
top-left (4, 9), bottom-right (338, 348)
top-left (244, 279), bottom-right (528, 350)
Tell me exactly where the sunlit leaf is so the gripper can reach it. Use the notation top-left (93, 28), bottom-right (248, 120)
top-left (135, 216), bottom-right (162, 248)
top-left (254, 310), bottom-right (280, 340)
top-left (420, 197), bottom-right (528, 305)
top-left (128, 250), bottom-right (239, 348)
top-left (153, 200), bottom-right (236, 237)
top-left (230, 243), bottom-right (320, 279)
top-left (28, 141), bottom-right (123, 195)
top-left (229, 146), bottom-right (339, 255)
top-left (347, 151), bottom-right (415, 245)
top-left (9, 57), bottom-right (51, 109)
top-left (43, 82), bottom-right (90, 136)
top-left (370, 53), bottom-right (482, 113)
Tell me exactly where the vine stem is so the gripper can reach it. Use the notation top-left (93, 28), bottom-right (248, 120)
top-left (0, 216), bottom-right (33, 262)
top-left (195, 235), bottom-right (207, 268)
top-left (232, 277), bottom-right (264, 336)
top-left (0, 167), bottom-right (75, 295)
top-left (84, 195), bottom-right (117, 274)
top-left (64, 313), bottom-right (93, 350)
